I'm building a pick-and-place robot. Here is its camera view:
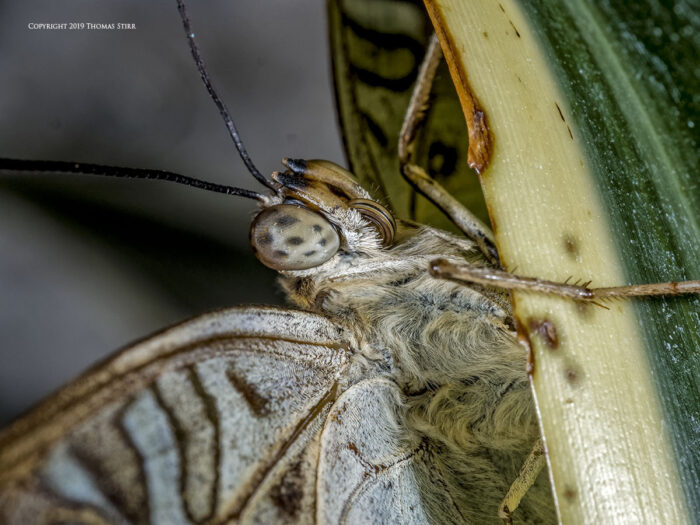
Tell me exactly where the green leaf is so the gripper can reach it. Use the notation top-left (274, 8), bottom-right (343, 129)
top-left (426, 0), bottom-right (699, 521)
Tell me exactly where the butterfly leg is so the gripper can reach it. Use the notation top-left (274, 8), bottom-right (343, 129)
top-left (498, 438), bottom-right (546, 524)
top-left (431, 258), bottom-right (700, 302)
top-left (398, 34), bottom-right (499, 266)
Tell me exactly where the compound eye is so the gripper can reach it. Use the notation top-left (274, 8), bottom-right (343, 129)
top-left (250, 204), bottom-right (340, 271)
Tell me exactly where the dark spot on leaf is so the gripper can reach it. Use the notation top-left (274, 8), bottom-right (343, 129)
top-left (555, 102), bottom-right (566, 122)
top-left (287, 236), bottom-right (304, 246)
top-left (565, 366), bottom-right (580, 385)
top-left (563, 234), bottom-right (581, 261)
top-left (508, 20), bottom-right (521, 37)
top-left (564, 486), bottom-right (577, 500)
top-left (528, 318), bottom-right (559, 349)
top-left (483, 31), bottom-right (488, 38)
top-left (576, 300), bottom-right (594, 318)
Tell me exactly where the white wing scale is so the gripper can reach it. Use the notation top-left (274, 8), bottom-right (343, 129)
top-left (318, 377), bottom-right (467, 524)
top-left (0, 306), bottom-right (471, 524)
top-left (0, 308), bottom-right (348, 523)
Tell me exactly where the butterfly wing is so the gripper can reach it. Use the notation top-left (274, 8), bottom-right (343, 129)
top-left (0, 306), bottom-right (471, 524)
top-left (0, 307), bottom-right (352, 523)
top-left (328, 0), bottom-right (489, 231)
top-left (318, 377), bottom-right (467, 524)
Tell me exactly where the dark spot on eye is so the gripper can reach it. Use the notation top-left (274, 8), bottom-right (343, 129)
top-left (276, 215), bottom-right (299, 227)
top-left (287, 236), bottom-right (304, 246)
top-left (303, 250), bottom-right (317, 257)
top-left (319, 238), bottom-right (327, 247)
top-left (274, 250), bottom-right (289, 258)
top-left (256, 232), bottom-right (273, 245)
top-left (312, 224), bottom-right (322, 233)
top-left (528, 318), bottom-right (559, 349)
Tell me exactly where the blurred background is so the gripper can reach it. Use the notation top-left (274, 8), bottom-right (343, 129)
top-left (0, 0), bottom-right (345, 424)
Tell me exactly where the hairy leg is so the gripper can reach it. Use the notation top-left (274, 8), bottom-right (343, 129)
top-left (398, 34), bottom-right (499, 266)
top-left (498, 439), bottom-right (547, 525)
top-left (431, 258), bottom-right (700, 303)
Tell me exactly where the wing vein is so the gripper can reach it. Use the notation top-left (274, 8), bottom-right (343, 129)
top-left (226, 382), bottom-right (340, 522)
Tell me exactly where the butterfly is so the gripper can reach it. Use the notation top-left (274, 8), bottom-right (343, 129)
top-left (1, 1), bottom-right (698, 524)
top-left (0, 1), bottom-right (560, 522)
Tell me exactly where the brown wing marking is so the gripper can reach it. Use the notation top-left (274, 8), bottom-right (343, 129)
top-left (227, 382), bottom-right (338, 522)
top-left (151, 367), bottom-right (220, 524)
top-left (0, 307), bottom-right (351, 524)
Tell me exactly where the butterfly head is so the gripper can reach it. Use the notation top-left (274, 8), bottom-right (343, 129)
top-left (250, 158), bottom-right (396, 271)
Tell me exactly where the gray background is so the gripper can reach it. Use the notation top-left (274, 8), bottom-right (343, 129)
top-left (0, 0), bottom-right (345, 424)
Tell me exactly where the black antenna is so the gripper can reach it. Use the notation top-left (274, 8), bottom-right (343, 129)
top-left (0, 158), bottom-right (265, 201)
top-left (175, 0), bottom-right (277, 191)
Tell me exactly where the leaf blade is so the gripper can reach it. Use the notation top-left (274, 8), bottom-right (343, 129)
top-left (426, 0), bottom-right (698, 521)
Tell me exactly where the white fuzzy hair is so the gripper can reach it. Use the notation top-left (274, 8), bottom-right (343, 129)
top-left (278, 214), bottom-right (556, 523)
